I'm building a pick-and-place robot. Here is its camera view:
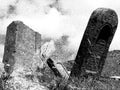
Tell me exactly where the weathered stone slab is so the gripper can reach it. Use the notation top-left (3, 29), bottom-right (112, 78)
top-left (61, 8), bottom-right (118, 90)
top-left (47, 58), bottom-right (69, 79)
top-left (3, 21), bottom-right (41, 75)
top-left (70, 8), bottom-right (118, 78)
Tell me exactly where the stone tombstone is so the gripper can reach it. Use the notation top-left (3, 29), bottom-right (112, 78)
top-left (61, 8), bottom-right (118, 90)
top-left (3, 21), bottom-right (41, 75)
top-left (70, 8), bottom-right (118, 78)
top-left (47, 58), bottom-right (69, 79)
top-left (47, 58), bottom-right (62, 78)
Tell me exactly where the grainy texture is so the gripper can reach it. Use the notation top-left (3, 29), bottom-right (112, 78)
top-left (1, 8), bottom-right (119, 90)
top-left (70, 8), bottom-right (118, 78)
top-left (2, 21), bottom-right (45, 90)
top-left (3, 21), bottom-right (41, 75)
top-left (60, 8), bottom-right (118, 90)
top-left (58, 50), bottom-right (120, 90)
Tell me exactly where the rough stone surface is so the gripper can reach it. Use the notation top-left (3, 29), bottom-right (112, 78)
top-left (3, 21), bottom-right (41, 75)
top-left (47, 58), bottom-right (69, 79)
top-left (70, 8), bottom-right (118, 78)
top-left (61, 8), bottom-right (118, 90)
top-left (1, 21), bottom-right (49, 90)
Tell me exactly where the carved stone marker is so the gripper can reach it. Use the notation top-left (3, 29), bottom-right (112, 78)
top-left (61, 8), bottom-right (118, 90)
top-left (3, 21), bottom-right (41, 76)
top-left (70, 8), bottom-right (118, 78)
top-left (47, 58), bottom-right (69, 90)
top-left (47, 58), bottom-right (69, 79)
top-left (47, 58), bottom-right (62, 78)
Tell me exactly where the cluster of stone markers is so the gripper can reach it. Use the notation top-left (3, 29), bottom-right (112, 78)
top-left (1, 8), bottom-right (118, 90)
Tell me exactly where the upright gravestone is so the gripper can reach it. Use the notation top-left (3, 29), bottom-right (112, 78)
top-left (3, 21), bottom-right (41, 76)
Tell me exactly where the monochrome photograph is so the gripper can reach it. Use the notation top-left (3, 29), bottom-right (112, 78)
top-left (0, 0), bottom-right (120, 90)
